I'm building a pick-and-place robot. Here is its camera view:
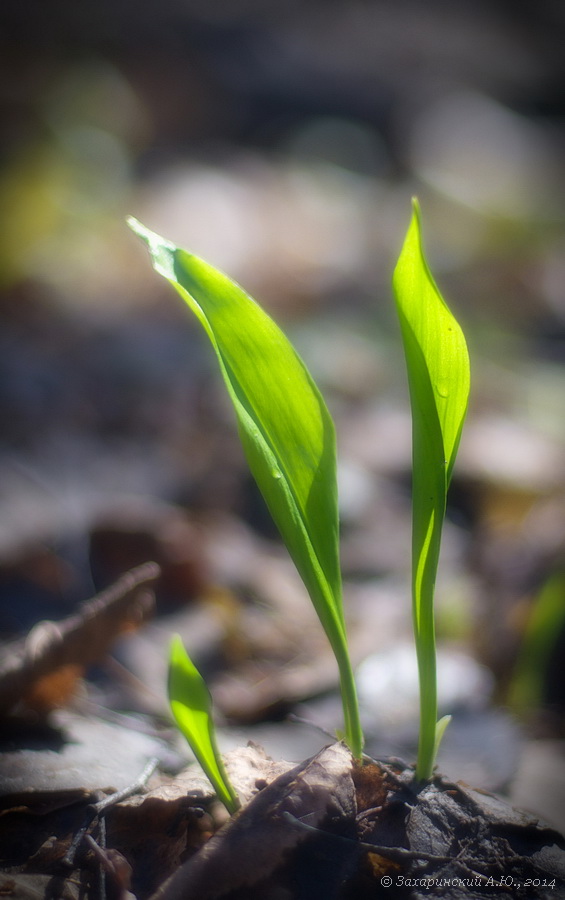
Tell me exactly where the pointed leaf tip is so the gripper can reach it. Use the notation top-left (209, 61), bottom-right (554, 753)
top-left (126, 215), bottom-right (153, 243)
top-left (127, 217), bottom-right (177, 282)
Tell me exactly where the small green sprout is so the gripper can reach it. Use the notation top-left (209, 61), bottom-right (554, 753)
top-left (393, 198), bottom-right (470, 781)
top-left (168, 634), bottom-right (239, 814)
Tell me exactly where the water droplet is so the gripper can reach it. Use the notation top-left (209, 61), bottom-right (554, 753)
top-left (435, 382), bottom-right (449, 399)
top-left (272, 469), bottom-right (282, 480)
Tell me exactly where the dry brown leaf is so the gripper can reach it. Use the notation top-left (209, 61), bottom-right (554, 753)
top-left (151, 742), bottom-right (356, 900)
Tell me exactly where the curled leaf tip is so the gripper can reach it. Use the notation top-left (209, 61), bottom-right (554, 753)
top-left (127, 217), bottom-right (177, 281)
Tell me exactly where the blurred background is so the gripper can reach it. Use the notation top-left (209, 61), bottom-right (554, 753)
top-left (1, 0), bottom-right (565, 827)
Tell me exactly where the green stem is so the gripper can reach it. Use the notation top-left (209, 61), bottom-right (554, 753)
top-left (337, 650), bottom-right (364, 760)
top-left (414, 601), bottom-right (437, 782)
top-left (412, 504), bottom-right (442, 782)
top-left (303, 566), bottom-right (364, 759)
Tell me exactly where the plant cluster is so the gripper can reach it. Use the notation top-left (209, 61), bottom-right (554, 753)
top-left (128, 198), bottom-right (470, 807)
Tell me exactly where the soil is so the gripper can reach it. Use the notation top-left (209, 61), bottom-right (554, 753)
top-left (2, 738), bottom-right (564, 900)
top-left (149, 743), bottom-right (565, 900)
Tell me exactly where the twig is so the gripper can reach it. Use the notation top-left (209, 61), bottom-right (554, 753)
top-left (282, 810), bottom-right (522, 887)
top-left (281, 811), bottom-right (452, 865)
top-left (84, 831), bottom-right (134, 900)
top-left (63, 756), bottom-right (159, 867)
top-left (0, 562), bottom-right (160, 714)
top-left (91, 756), bottom-right (159, 816)
top-left (286, 713), bottom-right (337, 741)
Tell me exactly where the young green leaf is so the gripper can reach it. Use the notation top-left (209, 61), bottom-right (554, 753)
top-left (393, 198), bottom-right (470, 781)
top-left (128, 217), bottom-right (363, 759)
top-left (168, 634), bottom-right (239, 814)
top-left (509, 571), bottom-right (565, 712)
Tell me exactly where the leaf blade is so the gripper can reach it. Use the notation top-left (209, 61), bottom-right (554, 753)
top-left (393, 200), bottom-right (470, 481)
top-left (128, 218), bottom-right (340, 620)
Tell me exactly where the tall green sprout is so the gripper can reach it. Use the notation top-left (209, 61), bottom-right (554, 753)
top-left (393, 199), bottom-right (470, 781)
top-left (128, 216), bottom-right (364, 774)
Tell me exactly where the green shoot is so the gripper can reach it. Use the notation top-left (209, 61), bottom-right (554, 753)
top-left (509, 571), bottom-right (565, 713)
top-left (393, 198), bottom-right (470, 781)
top-left (168, 634), bottom-right (239, 813)
top-left (128, 217), bottom-right (364, 761)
